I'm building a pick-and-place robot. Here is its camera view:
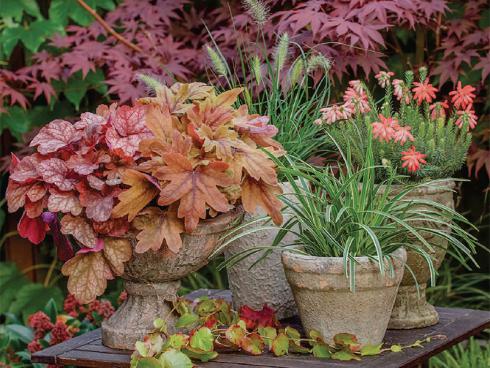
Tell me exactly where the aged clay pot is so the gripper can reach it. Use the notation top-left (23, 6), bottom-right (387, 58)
top-left (224, 181), bottom-right (300, 320)
top-left (383, 180), bottom-right (455, 329)
top-left (282, 248), bottom-right (406, 346)
top-left (102, 209), bottom-right (242, 350)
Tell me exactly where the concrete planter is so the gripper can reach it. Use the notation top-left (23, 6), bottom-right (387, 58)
top-left (224, 182), bottom-right (300, 320)
top-left (282, 248), bottom-right (406, 346)
top-left (101, 209), bottom-right (242, 350)
top-left (379, 180), bottom-right (455, 329)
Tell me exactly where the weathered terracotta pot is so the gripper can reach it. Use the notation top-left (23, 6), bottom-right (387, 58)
top-left (282, 248), bottom-right (406, 346)
top-left (102, 209), bottom-right (242, 350)
top-left (224, 182), bottom-right (300, 320)
top-left (380, 180), bottom-right (455, 329)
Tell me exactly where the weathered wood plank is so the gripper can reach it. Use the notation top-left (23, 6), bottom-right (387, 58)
top-left (31, 329), bottom-right (101, 364)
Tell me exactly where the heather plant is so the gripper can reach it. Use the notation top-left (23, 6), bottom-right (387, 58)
top-left (6, 82), bottom-right (284, 303)
top-left (316, 67), bottom-right (475, 181)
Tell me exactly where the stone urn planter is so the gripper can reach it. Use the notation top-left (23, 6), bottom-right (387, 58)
top-left (224, 182), bottom-right (300, 320)
top-left (102, 209), bottom-right (242, 350)
top-left (382, 180), bottom-right (456, 329)
top-left (282, 248), bottom-right (407, 346)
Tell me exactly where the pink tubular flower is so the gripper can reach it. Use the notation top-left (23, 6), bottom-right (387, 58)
top-left (412, 79), bottom-right (438, 105)
top-left (348, 80), bottom-right (364, 94)
top-left (429, 100), bottom-right (449, 120)
top-left (371, 114), bottom-right (399, 142)
top-left (392, 79), bottom-right (404, 100)
top-left (319, 104), bottom-right (352, 125)
top-left (401, 146), bottom-right (427, 173)
top-left (375, 71), bottom-right (395, 88)
top-left (393, 125), bottom-right (414, 145)
top-left (343, 87), bottom-right (370, 113)
top-left (455, 106), bottom-right (478, 130)
top-left (449, 81), bottom-right (476, 109)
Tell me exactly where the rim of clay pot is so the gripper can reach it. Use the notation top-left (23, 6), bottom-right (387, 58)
top-left (188, 207), bottom-right (244, 236)
top-left (282, 247), bottom-right (407, 275)
top-left (377, 179), bottom-right (456, 195)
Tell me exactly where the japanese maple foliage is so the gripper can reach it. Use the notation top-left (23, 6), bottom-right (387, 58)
top-left (6, 81), bottom-right (283, 303)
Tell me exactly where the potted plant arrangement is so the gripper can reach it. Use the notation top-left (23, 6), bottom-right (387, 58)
top-left (206, 26), bottom-right (331, 319)
top-left (253, 138), bottom-right (477, 346)
top-left (314, 67), bottom-right (479, 328)
top-left (6, 81), bottom-right (284, 349)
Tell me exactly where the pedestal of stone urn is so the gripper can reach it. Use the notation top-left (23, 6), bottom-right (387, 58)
top-left (101, 209), bottom-right (242, 350)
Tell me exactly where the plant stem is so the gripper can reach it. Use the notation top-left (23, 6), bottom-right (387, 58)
top-left (76, 0), bottom-right (143, 53)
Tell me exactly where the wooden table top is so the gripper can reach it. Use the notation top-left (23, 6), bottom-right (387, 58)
top-left (32, 289), bottom-right (490, 368)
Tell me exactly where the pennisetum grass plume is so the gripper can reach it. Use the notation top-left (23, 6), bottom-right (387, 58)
top-left (242, 0), bottom-right (269, 27)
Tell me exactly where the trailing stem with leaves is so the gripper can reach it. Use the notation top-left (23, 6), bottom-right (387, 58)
top-left (6, 81), bottom-right (284, 304)
top-left (130, 297), bottom-right (432, 367)
top-left (220, 136), bottom-right (479, 290)
top-left (316, 67), bottom-right (476, 181)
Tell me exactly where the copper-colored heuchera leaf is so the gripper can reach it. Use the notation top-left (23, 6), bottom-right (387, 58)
top-left (112, 169), bottom-right (160, 221)
top-left (6, 181), bottom-right (33, 212)
top-left (134, 206), bottom-right (184, 253)
top-left (38, 158), bottom-right (76, 191)
top-left (105, 105), bottom-right (152, 158)
top-left (47, 190), bottom-right (83, 216)
top-left (60, 214), bottom-right (98, 248)
top-left (93, 218), bottom-right (129, 237)
top-left (61, 251), bottom-right (112, 304)
top-left (186, 88), bottom-right (243, 129)
top-left (9, 155), bottom-right (42, 183)
top-left (232, 142), bottom-right (279, 185)
top-left (241, 177), bottom-right (283, 225)
top-left (26, 182), bottom-right (47, 202)
top-left (30, 119), bottom-right (82, 154)
top-left (25, 197), bottom-right (47, 218)
top-left (103, 237), bottom-right (132, 275)
top-left (234, 107), bottom-right (283, 152)
top-left (156, 153), bottom-right (235, 232)
top-left (139, 82), bottom-right (213, 114)
top-left (200, 125), bottom-right (239, 160)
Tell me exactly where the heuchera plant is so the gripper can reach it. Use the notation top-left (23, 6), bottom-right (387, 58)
top-left (6, 82), bottom-right (284, 303)
top-left (316, 67), bottom-right (476, 180)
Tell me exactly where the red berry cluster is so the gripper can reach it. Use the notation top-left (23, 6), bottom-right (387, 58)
top-left (63, 294), bottom-right (115, 323)
top-left (27, 311), bottom-right (75, 354)
top-left (27, 311), bottom-right (54, 339)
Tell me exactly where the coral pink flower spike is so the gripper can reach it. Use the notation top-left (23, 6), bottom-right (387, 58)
top-left (429, 100), bottom-right (449, 120)
top-left (456, 106), bottom-right (478, 130)
top-left (343, 87), bottom-right (370, 113)
top-left (393, 125), bottom-right (414, 145)
top-left (320, 104), bottom-right (352, 125)
top-left (401, 146), bottom-right (427, 173)
top-left (375, 71), bottom-right (395, 88)
top-left (449, 81), bottom-right (476, 110)
top-left (412, 79), bottom-right (438, 105)
top-left (371, 114), bottom-right (398, 142)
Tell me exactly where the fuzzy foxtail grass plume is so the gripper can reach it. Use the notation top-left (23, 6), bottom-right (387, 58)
top-left (250, 55), bottom-right (262, 84)
top-left (289, 58), bottom-right (305, 87)
top-left (274, 33), bottom-right (289, 73)
top-left (307, 54), bottom-right (332, 74)
top-left (206, 45), bottom-right (227, 76)
top-left (242, 0), bottom-right (269, 26)
top-left (137, 74), bottom-right (165, 92)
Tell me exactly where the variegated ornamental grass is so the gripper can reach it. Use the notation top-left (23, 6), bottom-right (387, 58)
top-left (6, 82), bottom-right (284, 303)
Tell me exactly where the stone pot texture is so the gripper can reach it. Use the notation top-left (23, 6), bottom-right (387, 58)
top-left (224, 181), bottom-right (300, 320)
top-left (101, 209), bottom-right (242, 350)
top-left (282, 248), bottom-right (407, 346)
top-left (379, 180), bottom-right (455, 329)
